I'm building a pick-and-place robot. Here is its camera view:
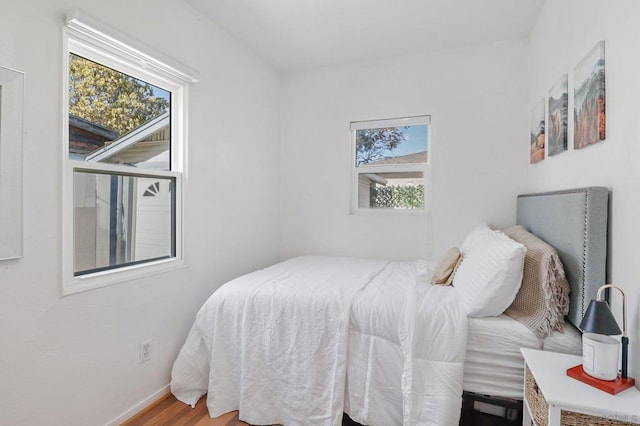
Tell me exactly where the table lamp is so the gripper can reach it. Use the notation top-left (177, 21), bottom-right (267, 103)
top-left (567, 284), bottom-right (635, 394)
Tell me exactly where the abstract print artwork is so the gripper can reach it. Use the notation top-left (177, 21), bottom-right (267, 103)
top-left (574, 41), bottom-right (606, 149)
top-left (548, 74), bottom-right (568, 156)
top-left (530, 99), bottom-right (545, 164)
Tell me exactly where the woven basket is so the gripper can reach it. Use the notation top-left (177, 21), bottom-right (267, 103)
top-left (525, 366), bottom-right (548, 426)
top-left (560, 410), bottom-right (639, 425)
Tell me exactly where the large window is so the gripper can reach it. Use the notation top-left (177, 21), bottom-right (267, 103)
top-left (62, 11), bottom-right (197, 294)
top-left (350, 116), bottom-right (430, 212)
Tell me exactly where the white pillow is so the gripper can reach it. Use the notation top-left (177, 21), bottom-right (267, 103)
top-left (453, 224), bottom-right (526, 317)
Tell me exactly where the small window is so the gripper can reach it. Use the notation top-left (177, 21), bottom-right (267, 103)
top-left (62, 10), bottom-right (197, 295)
top-left (351, 116), bottom-right (430, 212)
top-left (143, 182), bottom-right (161, 197)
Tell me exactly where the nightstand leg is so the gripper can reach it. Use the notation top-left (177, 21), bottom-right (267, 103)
top-left (549, 405), bottom-right (560, 425)
top-left (522, 402), bottom-right (532, 426)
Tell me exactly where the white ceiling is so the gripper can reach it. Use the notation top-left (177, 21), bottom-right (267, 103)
top-left (186, 0), bottom-right (544, 72)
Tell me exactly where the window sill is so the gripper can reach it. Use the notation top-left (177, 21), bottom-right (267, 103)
top-left (61, 257), bottom-right (187, 296)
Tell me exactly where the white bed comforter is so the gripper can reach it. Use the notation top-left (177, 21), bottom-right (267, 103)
top-left (171, 256), bottom-right (467, 426)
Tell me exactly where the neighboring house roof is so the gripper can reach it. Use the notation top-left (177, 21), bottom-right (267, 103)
top-left (365, 151), bottom-right (428, 165)
top-left (69, 114), bottom-right (119, 140)
top-left (359, 151), bottom-right (427, 186)
top-left (85, 112), bottom-right (170, 166)
top-left (68, 115), bottom-right (119, 158)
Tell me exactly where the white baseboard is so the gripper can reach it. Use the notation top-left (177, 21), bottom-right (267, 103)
top-left (105, 384), bottom-right (170, 426)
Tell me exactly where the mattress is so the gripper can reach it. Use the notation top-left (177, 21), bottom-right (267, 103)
top-left (463, 314), bottom-right (582, 398)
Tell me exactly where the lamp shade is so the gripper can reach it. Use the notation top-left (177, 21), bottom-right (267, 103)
top-left (579, 300), bottom-right (622, 335)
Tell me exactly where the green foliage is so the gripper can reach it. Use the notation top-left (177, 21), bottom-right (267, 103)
top-left (69, 54), bottom-right (169, 137)
top-left (355, 127), bottom-right (406, 165)
top-left (370, 184), bottom-right (424, 209)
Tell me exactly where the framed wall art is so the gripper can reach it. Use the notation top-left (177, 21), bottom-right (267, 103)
top-left (574, 41), bottom-right (606, 149)
top-left (530, 99), bottom-right (545, 164)
top-left (0, 66), bottom-right (25, 260)
top-left (548, 74), bottom-right (568, 156)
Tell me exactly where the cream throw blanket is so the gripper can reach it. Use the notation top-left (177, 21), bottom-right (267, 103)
top-left (503, 225), bottom-right (571, 340)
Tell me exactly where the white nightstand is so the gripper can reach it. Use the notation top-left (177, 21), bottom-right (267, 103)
top-left (521, 348), bottom-right (640, 425)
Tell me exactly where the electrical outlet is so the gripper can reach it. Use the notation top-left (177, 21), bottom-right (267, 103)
top-left (140, 339), bottom-right (151, 363)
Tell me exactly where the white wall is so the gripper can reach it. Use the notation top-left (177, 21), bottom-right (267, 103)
top-left (527, 0), bottom-right (640, 387)
top-left (280, 41), bottom-right (529, 261)
top-left (0, 0), bottom-right (281, 424)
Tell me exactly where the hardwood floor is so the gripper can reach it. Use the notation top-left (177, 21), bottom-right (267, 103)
top-left (121, 394), bottom-right (360, 425)
top-left (121, 395), bottom-right (356, 425)
top-left (121, 394), bottom-right (251, 426)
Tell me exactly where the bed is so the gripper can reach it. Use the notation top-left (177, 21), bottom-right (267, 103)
top-left (171, 187), bottom-right (609, 426)
top-left (463, 186), bottom-right (609, 403)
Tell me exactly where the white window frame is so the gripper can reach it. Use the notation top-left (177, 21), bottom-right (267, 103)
top-left (350, 115), bottom-right (431, 214)
top-left (61, 10), bottom-right (198, 296)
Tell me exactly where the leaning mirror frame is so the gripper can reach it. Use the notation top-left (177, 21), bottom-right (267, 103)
top-left (0, 65), bottom-right (24, 261)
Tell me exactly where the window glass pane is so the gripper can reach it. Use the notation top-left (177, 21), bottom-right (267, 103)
top-left (358, 172), bottom-right (424, 209)
top-left (74, 171), bottom-right (175, 275)
top-left (68, 54), bottom-right (171, 170)
top-left (355, 124), bottom-right (428, 166)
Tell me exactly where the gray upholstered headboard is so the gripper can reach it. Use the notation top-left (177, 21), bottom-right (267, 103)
top-left (516, 187), bottom-right (609, 328)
